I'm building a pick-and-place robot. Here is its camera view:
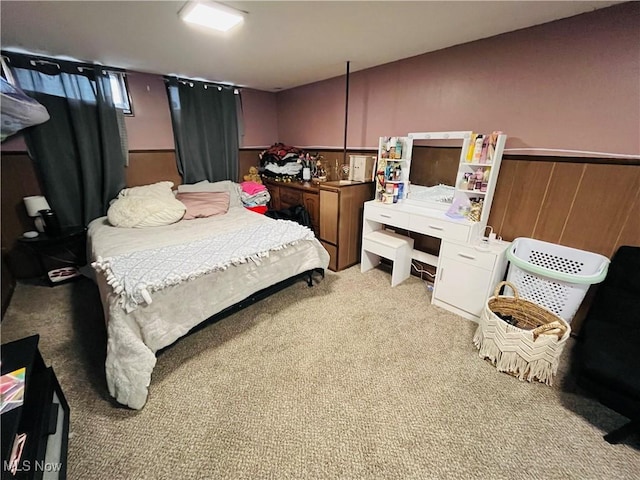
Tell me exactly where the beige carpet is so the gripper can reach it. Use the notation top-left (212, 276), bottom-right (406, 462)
top-left (2, 265), bottom-right (638, 479)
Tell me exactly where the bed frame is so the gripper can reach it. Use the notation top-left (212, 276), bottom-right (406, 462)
top-left (158, 268), bottom-right (325, 354)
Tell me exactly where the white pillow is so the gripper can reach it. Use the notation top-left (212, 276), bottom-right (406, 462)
top-left (107, 195), bottom-right (186, 228)
top-left (118, 181), bottom-right (175, 199)
top-left (177, 180), bottom-right (243, 208)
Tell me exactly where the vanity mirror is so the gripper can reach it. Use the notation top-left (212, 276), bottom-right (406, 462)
top-left (404, 131), bottom-right (507, 226)
top-left (405, 131), bottom-right (474, 210)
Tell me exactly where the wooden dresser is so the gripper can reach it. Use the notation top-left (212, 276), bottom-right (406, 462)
top-left (263, 178), bottom-right (374, 271)
top-left (319, 181), bottom-right (375, 271)
top-left (263, 178), bottom-right (321, 234)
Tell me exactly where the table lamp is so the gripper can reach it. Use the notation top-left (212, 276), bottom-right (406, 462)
top-left (23, 195), bottom-right (50, 233)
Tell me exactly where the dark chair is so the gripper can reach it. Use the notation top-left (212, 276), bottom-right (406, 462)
top-left (575, 245), bottom-right (640, 444)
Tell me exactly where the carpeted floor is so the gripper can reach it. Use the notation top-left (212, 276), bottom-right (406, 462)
top-left (2, 265), bottom-right (638, 479)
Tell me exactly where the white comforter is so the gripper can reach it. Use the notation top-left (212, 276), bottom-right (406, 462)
top-left (89, 206), bottom-right (330, 409)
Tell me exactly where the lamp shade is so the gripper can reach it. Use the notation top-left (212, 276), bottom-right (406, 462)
top-left (24, 195), bottom-right (50, 217)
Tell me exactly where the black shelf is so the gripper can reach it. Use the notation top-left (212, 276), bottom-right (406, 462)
top-left (1, 336), bottom-right (69, 480)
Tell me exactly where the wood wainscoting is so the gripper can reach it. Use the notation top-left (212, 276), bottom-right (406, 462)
top-left (4, 148), bottom-right (635, 260)
top-left (489, 156), bottom-right (639, 259)
top-left (2, 147), bottom-right (637, 320)
top-left (126, 150), bottom-right (182, 187)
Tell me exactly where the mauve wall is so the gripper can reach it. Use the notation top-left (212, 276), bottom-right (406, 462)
top-left (124, 72), bottom-right (174, 150)
top-left (2, 3), bottom-right (636, 155)
top-left (122, 73), bottom-right (279, 150)
top-left (0, 71), bottom-right (279, 152)
top-left (241, 89), bottom-right (279, 148)
top-left (276, 3), bottom-right (640, 156)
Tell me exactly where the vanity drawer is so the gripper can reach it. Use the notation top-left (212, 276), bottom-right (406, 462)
top-left (408, 216), bottom-right (470, 242)
top-left (364, 204), bottom-right (410, 229)
top-left (440, 241), bottom-right (497, 271)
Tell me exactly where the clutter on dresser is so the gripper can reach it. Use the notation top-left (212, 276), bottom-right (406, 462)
top-left (258, 143), bottom-right (326, 183)
top-left (258, 143), bottom-right (305, 181)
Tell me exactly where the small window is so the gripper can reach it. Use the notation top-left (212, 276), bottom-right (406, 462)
top-left (108, 71), bottom-right (133, 115)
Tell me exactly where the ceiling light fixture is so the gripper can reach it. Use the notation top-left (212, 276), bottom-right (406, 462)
top-left (179, 1), bottom-right (245, 33)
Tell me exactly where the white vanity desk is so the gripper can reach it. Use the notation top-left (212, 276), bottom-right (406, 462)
top-left (361, 130), bottom-right (510, 321)
top-left (363, 200), bottom-right (480, 265)
top-left (361, 199), bottom-right (510, 322)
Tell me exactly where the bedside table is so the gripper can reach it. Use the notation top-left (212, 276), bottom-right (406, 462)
top-left (16, 226), bottom-right (87, 285)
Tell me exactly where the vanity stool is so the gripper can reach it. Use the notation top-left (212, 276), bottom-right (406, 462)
top-left (361, 229), bottom-right (414, 287)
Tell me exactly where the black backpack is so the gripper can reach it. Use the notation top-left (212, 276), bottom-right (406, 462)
top-left (265, 204), bottom-right (313, 230)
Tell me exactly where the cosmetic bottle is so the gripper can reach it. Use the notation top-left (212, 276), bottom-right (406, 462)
top-left (472, 135), bottom-right (484, 162)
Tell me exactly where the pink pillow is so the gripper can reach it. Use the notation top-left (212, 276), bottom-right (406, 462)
top-left (176, 191), bottom-right (230, 220)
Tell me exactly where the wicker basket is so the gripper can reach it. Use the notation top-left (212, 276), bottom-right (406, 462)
top-left (473, 281), bottom-right (571, 385)
top-left (487, 281), bottom-right (568, 340)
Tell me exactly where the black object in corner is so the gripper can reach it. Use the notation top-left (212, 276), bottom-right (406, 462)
top-left (574, 245), bottom-right (640, 444)
top-left (265, 204), bottom-right (313, 230)
top-left (1, 335), bottom-right (69, 480)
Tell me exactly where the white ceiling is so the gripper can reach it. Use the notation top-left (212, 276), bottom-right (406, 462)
top-left (1, 1), bottom-right (622, 92)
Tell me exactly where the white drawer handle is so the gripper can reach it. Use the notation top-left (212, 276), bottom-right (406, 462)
top-left (380, 214), bottom-right (392, 219)
top-left (428, 225), bottom-right (444, 231)
top-left (457, 253), bottom-right (476, 260)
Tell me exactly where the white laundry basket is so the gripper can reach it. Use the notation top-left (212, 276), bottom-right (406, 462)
top-left (505, 238), bottom-right (610, 323)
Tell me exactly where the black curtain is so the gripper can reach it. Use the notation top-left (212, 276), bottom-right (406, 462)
top-left (4, 52), bottom-right (125, 227)
top-left (166, 78), bottom-right (239, 184)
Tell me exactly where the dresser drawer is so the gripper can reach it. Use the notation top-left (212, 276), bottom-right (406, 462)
top-left (279, 188), bottom-right (303, 206)
top-left (408, 215), bottom-right (470, 242)
top-left (364, 204), bottom-right (410, 229)
top-left (440, 241), bottom-right (497, 271)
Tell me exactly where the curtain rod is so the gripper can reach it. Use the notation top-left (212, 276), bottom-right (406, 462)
top-left (2, 50), bottom-right (126, 75)
top-left (164, 75), bottom-right (241, 91)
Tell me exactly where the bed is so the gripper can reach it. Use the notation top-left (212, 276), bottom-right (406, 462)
top-left (89, 181), bottom-right (330, 409)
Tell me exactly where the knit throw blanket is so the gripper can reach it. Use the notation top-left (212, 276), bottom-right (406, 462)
top-left (92, 220), bottom-right (314, 313)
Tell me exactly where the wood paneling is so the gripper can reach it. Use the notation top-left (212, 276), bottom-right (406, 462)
top-left (561, 164), bottom-right (640, 256)
top-left (2, 147), bottom-right (638, 284)
top-left (499, 161), bottom-right (555, 241)
top-left (533, 162), bottom-right (584, 244)
top-left (487, 159), bottom-right (517, 237)
top-left (0, 153), bottom-right (42, 250)
top-left (487, 158), bottom-right (640, 257)
top-left (126, 150), bottom-right (181, 187)
top-left (239, 149), bottom-right (261, 182)
top-left (616, 184), bottom-right (640, 252)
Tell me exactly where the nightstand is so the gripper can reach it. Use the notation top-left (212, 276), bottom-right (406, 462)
top-left (16, 227), bottom-right (87, 285)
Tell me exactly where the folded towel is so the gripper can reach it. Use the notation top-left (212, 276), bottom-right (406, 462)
top-left (241, 190), bottom-right (270, 206)
top-left (241, 181), bottom-right (266, 195)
